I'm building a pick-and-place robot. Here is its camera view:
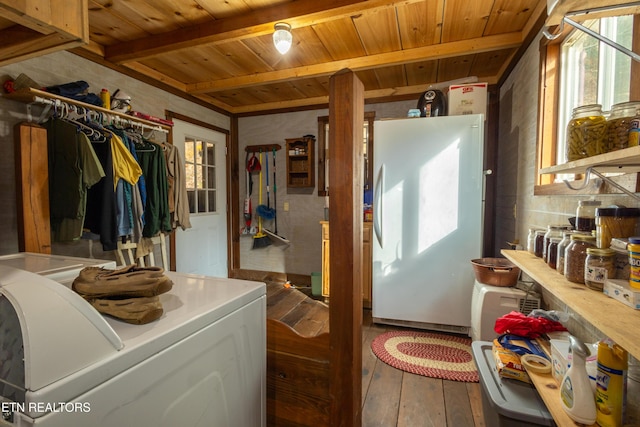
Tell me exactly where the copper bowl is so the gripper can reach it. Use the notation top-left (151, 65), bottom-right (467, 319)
top-left (470, 258), bottom-right (521, 287)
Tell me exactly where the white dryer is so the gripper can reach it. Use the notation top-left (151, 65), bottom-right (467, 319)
top-left (0, 263), bottom-right (266, 427)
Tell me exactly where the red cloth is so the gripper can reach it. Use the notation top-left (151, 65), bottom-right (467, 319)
top-left (494, 311), bottom-right (567, 338)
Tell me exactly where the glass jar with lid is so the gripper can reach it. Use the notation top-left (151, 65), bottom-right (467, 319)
top-left (534, 229), bottom-right (546, 258)
top-left (584, 248), bottom-right (615, 290)
top-left (566, 104), bottom-right (607, 161)
top-left (547, 237), bottom-right (562, 270)
top-left (606, 101), bottom-right (640, 151)
top-left (576, 199), bottom-right (601, 232)
top-left (557, 230), bottom-right (580, 275)
top-left (543, 225), bottom-right (572, 263)
top-left (527, 227), bottom-right (544, 254)
top-left (565, 234), bottom-right (597, 283)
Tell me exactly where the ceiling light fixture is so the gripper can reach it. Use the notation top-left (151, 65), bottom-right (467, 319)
top-left (273, 22), bottom-right (292, 54)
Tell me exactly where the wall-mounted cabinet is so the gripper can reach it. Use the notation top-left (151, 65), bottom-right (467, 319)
top-left (285, 137), bottom-right (315, 189)
top-left (0, 0), bottom-right (89, 67)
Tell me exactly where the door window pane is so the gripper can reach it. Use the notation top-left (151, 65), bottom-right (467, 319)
top-left (184, 136), bottom-right (219, 214)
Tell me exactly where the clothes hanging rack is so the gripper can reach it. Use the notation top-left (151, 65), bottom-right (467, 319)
top-left (4, 87), bottom-right (170, 134)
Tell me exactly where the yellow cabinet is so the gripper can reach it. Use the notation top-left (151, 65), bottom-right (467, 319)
top-left (320, 221), bottom-right (372, 308)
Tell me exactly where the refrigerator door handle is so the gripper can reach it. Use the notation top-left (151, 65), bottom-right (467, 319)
top-left (374, 163), bottom-right (384, 248)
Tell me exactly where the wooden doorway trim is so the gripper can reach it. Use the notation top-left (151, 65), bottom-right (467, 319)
top-left (328, 69), bottom-right (364, 426)
top-left (164, 111), bottom-right (233, 272)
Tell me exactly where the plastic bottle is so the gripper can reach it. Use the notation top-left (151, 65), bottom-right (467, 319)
top-left (629, 237), bottom-right (640, 289)
top-left (596, 339), bottom-right (628, 427)
top-left (560, 335), bottom-right (597, 425)
top-left (100, 88), bottom-right (110, 110)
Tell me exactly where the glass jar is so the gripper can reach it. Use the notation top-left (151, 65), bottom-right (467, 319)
top-left (565, 234), bottom-right (597, 283)
top-left (576, 199), bottom-right (601, 232)
top-left (527, 228), bottom-right (543, 254)
top-left (584, 248), bottom-right (615, 290)
top-left (557, 230), bottom-right (580, 275)
top-left (566, 104), bottom-right (607, 161)
top-left (596, 207), bottom-right (640, 248)
top-left (547, 237), bottom-right (562, 270)
top-left (534, 229), bottom-right (546, 258)
top-left (543, 225), bottom-right (572, 263)
top-left (606, 101), bottom-right (640, 151)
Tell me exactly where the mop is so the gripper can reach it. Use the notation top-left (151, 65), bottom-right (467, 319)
top-left (252, 150), bottom-right (271, 249)
top-left (264, 148), bottom-right (290, 244)
top-left (256, 150), bottom-right (276, 221)
top-left (242, 151), bottom-right (252, 234)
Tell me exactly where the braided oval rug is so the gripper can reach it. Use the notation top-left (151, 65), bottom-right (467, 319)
top-left (371, 330), bottom-right (479, 382)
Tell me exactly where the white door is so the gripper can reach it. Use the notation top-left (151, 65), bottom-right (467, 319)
top-left (172, 119), bottom-right (228, 277)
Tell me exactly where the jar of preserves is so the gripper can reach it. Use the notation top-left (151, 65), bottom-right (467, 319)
top-left (543, 225), bottom-right (572, 263)
top-left (547, 237), bottom-right (562, 270)
top-left (606, 101), bottom-right (640, 151)
top-left (584, 248), bottom-right (615, 290)
top-left (566, 104), bottom-right (607, 161)
top-left (557, 230), bottom-right (580, 275)
top-left (576, 199), bottom-right (601, 232)
top-left (534, 229), bottom-right (546, 258)
top-left (527, 227), bottom-right (543, 254)
top-left (565, 234), bottom-right (596, 283)
top-left (596, 207), bottom-right (640, 248)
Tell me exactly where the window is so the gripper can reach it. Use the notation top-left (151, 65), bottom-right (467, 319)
top-left (556, 15), bottom-right (633, 167)
top-left (317, 111), bottom-right (375, 197)
top-left (536, 13), bottom-right (638, 191)
top-left (184, 137), bottom-right (218, 213)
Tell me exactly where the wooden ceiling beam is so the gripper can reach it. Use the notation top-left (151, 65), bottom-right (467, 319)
top-left (228, 76), bottom-right (498, 114)
top-left (187, 32), bottom-right (521, 94)
top-left (103, 0), bottom-right (425, 64)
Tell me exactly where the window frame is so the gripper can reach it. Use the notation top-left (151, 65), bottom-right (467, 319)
top-left (535, 14), bottom-right (640, 196)
top-left (184, 136), bottom-right (219, 214)
top-left (317, 111), bottom-right (376, 197)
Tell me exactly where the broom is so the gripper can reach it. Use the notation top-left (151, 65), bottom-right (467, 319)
top-left (253, 150), bottom-right (271, 249)
top-left (264, 148), bottom-right (290, 244)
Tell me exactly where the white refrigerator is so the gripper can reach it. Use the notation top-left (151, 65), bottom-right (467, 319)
top-left (372, 114), bottom-right (485, 334)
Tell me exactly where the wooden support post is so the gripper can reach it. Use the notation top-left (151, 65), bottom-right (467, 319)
top-left (328, 69), bottom-right (364, 427)
top-left (14, 122), bottom-right (51, 253)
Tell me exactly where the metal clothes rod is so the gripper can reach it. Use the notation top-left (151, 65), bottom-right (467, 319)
top-left (31, 95), bottom-right (169, 134)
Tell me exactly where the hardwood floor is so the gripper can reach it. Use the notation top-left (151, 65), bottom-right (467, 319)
top-left (264, 282), bottom-right (486, 427)
top-left (361, 309), bottom-right (486, 427)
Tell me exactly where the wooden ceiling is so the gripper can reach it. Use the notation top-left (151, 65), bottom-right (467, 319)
top-left (69, 0), bottom-right (548, 115)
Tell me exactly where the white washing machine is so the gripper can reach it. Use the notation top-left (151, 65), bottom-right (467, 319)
top-left (0, 261), bottom-right (266, 426)
top-left (470, 280), bottom-right (540, 342)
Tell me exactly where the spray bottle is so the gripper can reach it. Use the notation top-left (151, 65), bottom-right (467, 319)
top-left (596, 338), bottom-right (627, 427)
top-left (560, 335), bottom-right (597, 425)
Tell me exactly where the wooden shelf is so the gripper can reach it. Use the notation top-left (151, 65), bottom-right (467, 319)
top-left (285, 137), bottom-right (315, 189)
top-left (539, 145), bottom-right (640, 175)
top-left (502, 249), bottom-right (640, 427)
top-left (501, 250), bottom-right (640, 360)
top-left (3, 88), bottom-right (172, 132)
top-left (0, 0), bottom-right (88, 66)
top-left (525, 368), bottom-right (596, 427)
